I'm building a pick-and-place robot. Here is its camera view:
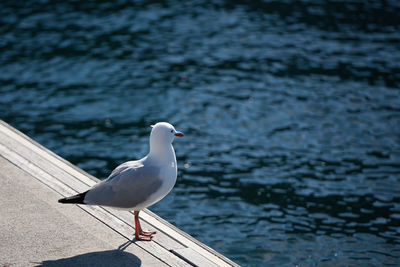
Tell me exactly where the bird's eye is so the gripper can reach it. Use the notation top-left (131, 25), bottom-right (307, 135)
top-left (170, 130), bottom-right (173, 133)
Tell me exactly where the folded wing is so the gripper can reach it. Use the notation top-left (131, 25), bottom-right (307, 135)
top-left (84, 161), bottom-right (162, 209)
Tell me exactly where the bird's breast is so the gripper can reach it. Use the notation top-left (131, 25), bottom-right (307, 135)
top-left (157, 160), bottom-right (177, 192)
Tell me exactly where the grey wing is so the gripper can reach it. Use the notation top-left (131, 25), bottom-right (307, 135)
top-left (84, 163), bottom-right (162, 209)
top-left (106, 160), bottom-right (140, 181)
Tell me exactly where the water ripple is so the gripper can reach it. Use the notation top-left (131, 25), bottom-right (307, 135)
top-left (1, 0), bottom-right (400, 266)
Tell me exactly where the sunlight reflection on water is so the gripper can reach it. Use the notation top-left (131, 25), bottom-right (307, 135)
top-left (1, 1), bottom-right (400, 265)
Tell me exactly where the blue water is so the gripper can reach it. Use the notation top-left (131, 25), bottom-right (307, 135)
top-left (1, 1), bottom-right (400, 266)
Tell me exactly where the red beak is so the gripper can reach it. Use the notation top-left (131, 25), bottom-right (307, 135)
top-left (175, 131), bottom-right (184, 137)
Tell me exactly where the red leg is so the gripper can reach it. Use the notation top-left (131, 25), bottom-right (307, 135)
top-left (135, 210), bottom-right (156, 236)
top-left (134, 210), bottom-right (156, 241)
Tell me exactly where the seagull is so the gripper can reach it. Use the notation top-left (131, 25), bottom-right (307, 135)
top-left (58, 122), bottom-right (184, 241)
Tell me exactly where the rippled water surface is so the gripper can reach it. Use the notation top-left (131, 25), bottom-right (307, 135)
top-left (1, 1), bottom-right (400, 266)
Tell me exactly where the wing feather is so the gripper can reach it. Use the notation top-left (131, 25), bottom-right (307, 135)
top-left (84, 160), bottom-right (163, 209)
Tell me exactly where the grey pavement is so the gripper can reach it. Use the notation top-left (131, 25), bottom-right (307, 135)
top-left (0, 156), bottom-right (166, 267)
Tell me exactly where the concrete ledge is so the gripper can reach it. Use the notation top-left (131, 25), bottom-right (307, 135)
top-left (0, 120), bottom-right (239, 267)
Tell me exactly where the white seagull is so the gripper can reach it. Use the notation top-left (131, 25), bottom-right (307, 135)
top-left (58, 122), bottom-right (184, 241)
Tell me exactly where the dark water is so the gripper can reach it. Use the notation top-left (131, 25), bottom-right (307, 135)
top-left (1, 0), bottom-right (400, 266)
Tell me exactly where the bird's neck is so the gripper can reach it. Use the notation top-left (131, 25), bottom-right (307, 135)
top-left (148, 142), bottom-right (176, 165)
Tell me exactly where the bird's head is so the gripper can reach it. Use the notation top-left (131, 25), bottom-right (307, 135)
top-left (150, 122), bottom-right (184, 145)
